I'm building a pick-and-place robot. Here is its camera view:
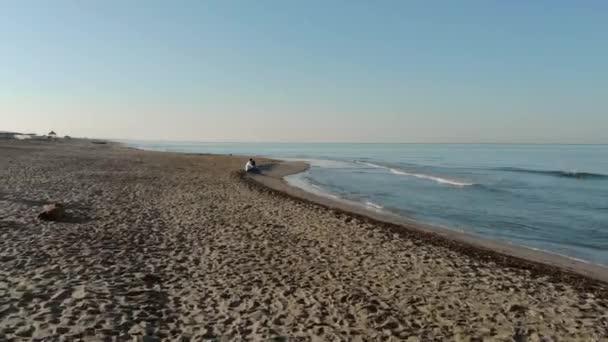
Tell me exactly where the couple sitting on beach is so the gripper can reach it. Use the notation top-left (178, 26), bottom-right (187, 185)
top-left (245, 158), bottom-right (260, 174)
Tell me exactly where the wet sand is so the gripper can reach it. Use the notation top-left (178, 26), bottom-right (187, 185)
top-left (1, 140), bottom-right (607, 341)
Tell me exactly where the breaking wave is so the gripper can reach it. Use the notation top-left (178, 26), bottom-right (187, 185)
top-left (356, 161), bottom-right (474, 187)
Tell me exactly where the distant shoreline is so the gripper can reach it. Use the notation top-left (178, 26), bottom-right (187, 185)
top-left (115, 139), bottom-right (608, 146)
top-left (243, 159), bottom-right (608, 287)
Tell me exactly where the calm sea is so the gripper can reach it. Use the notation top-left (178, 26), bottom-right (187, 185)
top-left (126, 141), bottom-right (608, 266)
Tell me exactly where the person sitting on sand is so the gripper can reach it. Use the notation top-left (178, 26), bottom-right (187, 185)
top-left (245, 158), bottom-right (259, 173)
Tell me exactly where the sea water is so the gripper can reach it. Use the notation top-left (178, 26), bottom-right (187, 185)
top-left (126, 141), bottom-right (608, 265)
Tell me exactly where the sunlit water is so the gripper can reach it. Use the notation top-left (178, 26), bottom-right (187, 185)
top-left (126, 141), bottom-right (608, 265)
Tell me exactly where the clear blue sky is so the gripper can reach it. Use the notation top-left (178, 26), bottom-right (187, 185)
top-left (2, 1), bottom-right (607, 143)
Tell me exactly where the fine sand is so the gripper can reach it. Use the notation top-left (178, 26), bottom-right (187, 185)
top-left (1, 140), bottom-right (607, 341)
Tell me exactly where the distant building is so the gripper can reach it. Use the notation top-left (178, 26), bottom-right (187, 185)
top-left (48, 131), bottom-right (57, 140)
top-left (0, 131), bottom-right (20, 140)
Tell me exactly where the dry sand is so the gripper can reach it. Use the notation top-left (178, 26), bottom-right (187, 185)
top-left (1, 140), bottom-right (607, 341)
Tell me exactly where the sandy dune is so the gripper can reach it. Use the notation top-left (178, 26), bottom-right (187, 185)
top-left (0, 140), bottom-right (607, 341)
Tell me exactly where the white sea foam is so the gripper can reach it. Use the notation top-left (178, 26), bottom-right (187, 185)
top-left (285, 173), bottom-right (341, 200)
top-left (357, 161), bottom-right (473, 187)
top-left (310, 184), bottom-right (340, 199)
top-left (359, 161), bottom-right (384, 169)
top-left (388, 169), bottom-right (473, 187)
top-left (365, 201), bottom-right (384, 210)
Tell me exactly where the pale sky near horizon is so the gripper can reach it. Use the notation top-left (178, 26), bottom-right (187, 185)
top-left (2, 1), bottom-right (607, 143)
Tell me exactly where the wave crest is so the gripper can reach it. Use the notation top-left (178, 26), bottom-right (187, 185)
top-left (495, 167), bottom-right (608, 180)
top-left (365, 201), bottom-right (384, 210)
top-left (356, 161), bottom-right (474, 187)
top-left (388, 169), bottom-right (474, 187)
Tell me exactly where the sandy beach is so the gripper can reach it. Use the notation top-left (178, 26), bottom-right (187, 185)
top-left (1, 140), bottom-right (607, 341)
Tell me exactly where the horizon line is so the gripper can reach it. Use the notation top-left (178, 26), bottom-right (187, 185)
top-left (107, 138), bottom-right (608, 146)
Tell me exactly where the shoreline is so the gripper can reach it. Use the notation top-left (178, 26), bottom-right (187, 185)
top-left (245, 160), bottom-right (608, 288)
top-left (121, 140), bottom-right (608, 285)
top-left (121, 141), bottom-right (608, 285)
top-left (3, 139), bottom-right (608, 339)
